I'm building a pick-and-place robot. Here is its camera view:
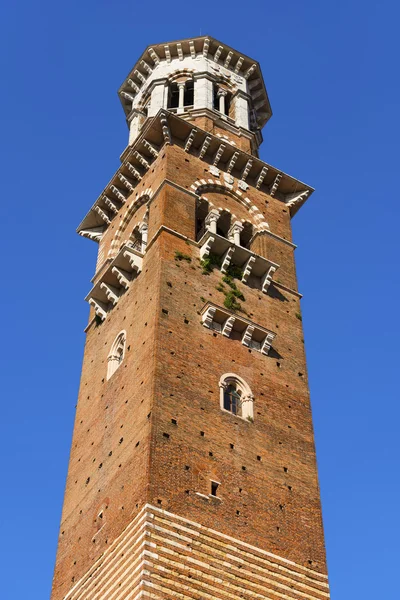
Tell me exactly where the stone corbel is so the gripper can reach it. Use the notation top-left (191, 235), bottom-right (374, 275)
top-left (221, 246), bottom-right (235, 274)
top-left (104, 196), bottom-right (119, 215)
top-left (200, 235), bottom-right (215, 259)
top-left (256, 166), bottom-right (269, 189)
top-left (133, 152), bottom-right (150, 170)
top-left (184, 128), bottom-right (197, 152)
top-left (285, 189), bottom-right (310, 208)
top-left (111, 267), bottom-right (131, 290)
top-left (89, 298), bottom-right (108, 321)
top-left (241, 325), bottom-right (255, 348)
top-left (222, 316), bottom-right (235, 337)
top-left (94, 206), bottom-right (111, 225)
top-left (123, 251), bottom-right (142, 274)
top-left (199, 135), bottom-right (212, 159)
top-left (227, 152), bottom-right (240, 174)
top-left (110, 185), bottom-right (126, 203)
top-left (261, 266), bottom-right (277, 293)
top-left (270, 173), bottom-right (282, 196)
top-left (78, 227), bottom-right (104, 242)
top-left (241, 256), bottom-right (256, 283)
top-left (261, 333), bottom-right (275, 356)
top-left (202, 306), bottom-right (216, 329)
top-left (118, 173), bottom-right (135, 193)
top-left (100, 283), bottom-right (120, 306)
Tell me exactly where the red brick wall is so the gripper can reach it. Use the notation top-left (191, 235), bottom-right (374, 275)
top-left (51, 126), bottom-right (328, 599)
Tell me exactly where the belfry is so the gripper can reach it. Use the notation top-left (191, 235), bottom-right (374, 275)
top-left (51, 36), bottom-right (330, 600)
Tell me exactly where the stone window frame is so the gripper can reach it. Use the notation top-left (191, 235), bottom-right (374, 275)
top-left (107, 330), bottom-right (127, 380)
top-left (219, 373), bottom-right (254, 421)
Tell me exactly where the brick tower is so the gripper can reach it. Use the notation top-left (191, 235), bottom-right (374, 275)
top-left (51, 36), bottom-right (330, 600)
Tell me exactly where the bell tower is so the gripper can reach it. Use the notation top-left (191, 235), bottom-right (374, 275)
top-left (51, 36), bottom-right (330, 600)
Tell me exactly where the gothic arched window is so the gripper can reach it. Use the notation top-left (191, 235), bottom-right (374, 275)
top-left (219, 374), bottom-right (254, 421)
top-left (107, 331), bottom-right (126, 380)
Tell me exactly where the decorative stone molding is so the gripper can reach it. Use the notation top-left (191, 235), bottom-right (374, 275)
top-left (111, 266), bottom-right (131, 290)
top-left (108, 188), bottom-right (153, 258)
top-left (202, 303), bottom-right (276, 357)
top-left (94, 206), bottom-right (111, 225)
top-left (198, 229), bottom-right (279, 293)
top-left (261, 265), bottom-right (277, 293)
top-left (77, 111), bottom-right (313, 238)
top-left (199, 135), bottom-right (212, 158)
top-left (118, 173), bottom-right (135, 193)
top-left (227, 151), bottom-right (240, 173)
top-left (133, 151), bottom-right (150, 170)
top-left (201, 305), bottom-right (216, 328)
top-left (256, 166), bottom-right (268, 189)
top-left (209, 165), bottom-right (220, 177)
top-left (213, 143), bottom-right (226, 166)
top-left (285, 189), bottom-right (310, 209)
top-left (148, 47), bottom-right (160, 65)
top-left (270, 172), bottom-right (282, 196)
top-left (104, 196), bottom-right (119, 214)
top-left (85, 244), bottom-right (144, 321)
top-left (241, 159), bottom-right (253, 181)
top-left (107, 330), bottom-right (126, 380)
top-left (78, 226), bottom-right (104, 243)
top-left (142, 140), bottom-right (159, 157)
top-left (159, 111), bottom-right (171, 144)
top-left (126, 162), bottom-right (142, 180)
top-left (184, 128), bottom-right (197, 152)
top-left (202, 37), bottom-right (210, 57)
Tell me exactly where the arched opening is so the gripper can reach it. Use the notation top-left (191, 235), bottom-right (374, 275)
top-left (219, 374), bottom-right (254, 421)
top-left (240, 221), bottom-right (254, 249)
top-left (195, 198), bottom-right (210, 241)
top-left (213, 85), bottom-right (232, 116)
top-left (223, 383), bottom-right (242, 415)
top-left (216, 210), bottom-right (232, 238)
top-left (168, 83), bottom-right (179, 109)
top-left (184, 80), bottom-right (194, 106)
top-left (107, 331), bottom-right (126, 381)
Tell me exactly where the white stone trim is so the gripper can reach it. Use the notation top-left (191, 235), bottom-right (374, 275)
top-left (201, 302), bottom-right (276, 356)
top-left (219, 372), bottom-right (254, 420)
top-left (107, 330), bottom-right (126, 380)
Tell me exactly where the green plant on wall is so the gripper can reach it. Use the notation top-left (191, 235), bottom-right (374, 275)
top-left (200, 253), bottom-right (222, 274)
top-left (175, 251), bottom-right (191, 262)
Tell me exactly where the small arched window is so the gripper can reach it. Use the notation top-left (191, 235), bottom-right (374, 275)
top-left (223, 384), bottom-right (241, 415)
top-left (107, 331), bottom-right (126, 380)
top-left (219, 374), bottom-right (254, 421)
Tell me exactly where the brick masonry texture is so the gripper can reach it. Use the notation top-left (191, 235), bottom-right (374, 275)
top-left (62, 505), bottom-right (329, 600)
top-left (51, 122), bottom-right (329, 599)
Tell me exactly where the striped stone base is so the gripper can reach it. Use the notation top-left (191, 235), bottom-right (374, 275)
top-left (65, 505), bottom-right (329, 600)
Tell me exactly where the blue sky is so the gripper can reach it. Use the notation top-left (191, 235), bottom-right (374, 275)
top-left (0, 1), bottom-right (399, 598)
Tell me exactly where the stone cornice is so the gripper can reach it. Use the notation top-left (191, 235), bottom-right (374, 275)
top-left (77, 110), bottom-right (314, 236)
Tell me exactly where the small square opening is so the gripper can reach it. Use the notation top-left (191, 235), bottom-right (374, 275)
top-left (210, 481), bottom-right (219, 497)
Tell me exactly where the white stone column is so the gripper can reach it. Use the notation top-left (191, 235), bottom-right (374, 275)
top-left (177, 82), bottom-right (186, 114)
top-left (194, 75), bottom-right (213, 111)
top-left (148, 81), bottom-right (168, 117)
top-left (139, 222), bottom-right (148, 253)
top-left (217, 88), bottom-right (228, 115)
top-left (233, 92), bottom-right (250, 129)
top-left (128, 114), bottom-right (141, 145)
top-left (228, 221), bottom-right (244, 246)
top-left (205, 209), bottom-right (220, 233)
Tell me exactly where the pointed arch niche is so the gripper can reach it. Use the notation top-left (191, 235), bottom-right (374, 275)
top-left (107, 331), bottom-right (127, 380)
